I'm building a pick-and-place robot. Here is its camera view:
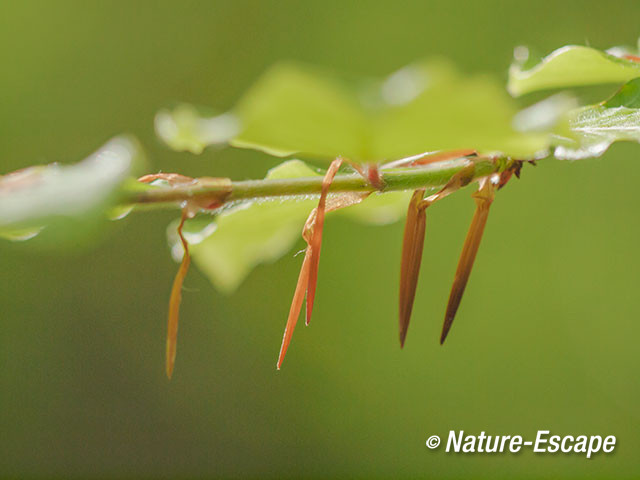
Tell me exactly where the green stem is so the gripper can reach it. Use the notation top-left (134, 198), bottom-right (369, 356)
top-left (126, 158), bottom-right (502, 208)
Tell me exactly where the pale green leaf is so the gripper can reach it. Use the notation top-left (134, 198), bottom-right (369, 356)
top-left (340, 190), bottom-right (412, 225)
top-left (554, 78), bottom-right (640, 160)
top-left (0, 136), bottom-right (145, 245)
top-left (155, 104), bottom-right (240, 154)
top-left (160, 60), bottom-right (551, 161)
top-left (508, 45), bottom-right (640, 97)
top-left (231, 62), bottom-right (368, 159)
top-left (371, 62), bottom-right (550, 159)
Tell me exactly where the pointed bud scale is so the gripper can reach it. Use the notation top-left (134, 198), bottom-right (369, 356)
top-left (398, 188), bottom-right (428, 347)
top-left (440, 179), bottom-right (495, 344)
top-left (305, 157), bottom-right (344, 325)
top-left (166, 210), bottom-right (191, 379)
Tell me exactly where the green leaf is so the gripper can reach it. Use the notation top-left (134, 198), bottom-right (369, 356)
top-left (232, 62), bottom-right (368, 159)
top-left (508, 45), bottom-right (640, 97)
top-left (0, 136), bottom-right (145, 245)
top-left (604, 77), bottom-right (640, 108)
top-left (370, 62), bottom-right (550, 159)
top-left (171, 160), bottom-right (412, 293)
top-left (554, 78), bottom-right (640, 160)
top-left (341, 190), bottom-right (412, 225)
top-left (161, 60), bottom-right (551, 161)
top-left (155, 104), bottom-right (240, 154)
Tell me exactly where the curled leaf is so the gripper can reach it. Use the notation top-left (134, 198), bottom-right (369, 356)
top-left (0, 136), bottom-right (144, 246)
top-left (159, 60), bottom-right (551, 160)
top-left (555, 78), bottom-right (640, 159)
top-left (508, 44), bottom-right (640, 96)
top-left (155, 104), bottom-right (240, 154)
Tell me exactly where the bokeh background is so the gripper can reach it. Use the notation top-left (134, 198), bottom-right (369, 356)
top-left (1, 1), bottom-right (639, 478)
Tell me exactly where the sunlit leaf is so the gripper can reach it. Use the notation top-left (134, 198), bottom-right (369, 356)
top-left (341, 190), bottom-right (411, 225)
top-left (554, 78), bottom-right (640, 160)
top-left (155, 104), bottom-right (240, 154)
top-left (508, 45), bottom-right (640, 96)
top-left (371, 61), bottom-right (550, 159)
top-left (160, 60), bottom-right (551, 161)
top-left (0, 136), bottom-right (145, 245)
top-left (512, 93), bottom-right (578, 133)
top-left (170, 160), bottom-right (413, 293)
top-left (232, 62), bottom-right (368, 159)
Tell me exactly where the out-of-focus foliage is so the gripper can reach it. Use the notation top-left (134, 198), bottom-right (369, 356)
top-left (155, 104), bottom-right (240, 155)
top-left (509, 43), bottom-right (640, 96)
top-left (0, 136), bottom-right (143, 245)
top-left (159, 60), bottom-right (552, 161)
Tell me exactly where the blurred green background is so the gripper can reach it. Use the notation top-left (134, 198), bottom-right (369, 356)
top-left (1, 1), bottom-right (639, 478)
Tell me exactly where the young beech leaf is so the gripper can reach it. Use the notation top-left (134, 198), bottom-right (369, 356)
top-left (232, 62), bottom-right (367, 159)
top-left (0, 136), bottom-right (144, 246)
top-left (554, 78), bottom-right (640, 160)
top-left (155, 104), bottom-right (240, 154)
top-left (509, 44), bottom-right (640, 97)
top-left (370, 62), bottom-right (549, 159)
top-left (159, 60), bottom-right (551, 161)
top-left (170, 160), bottom-right (412, 293)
